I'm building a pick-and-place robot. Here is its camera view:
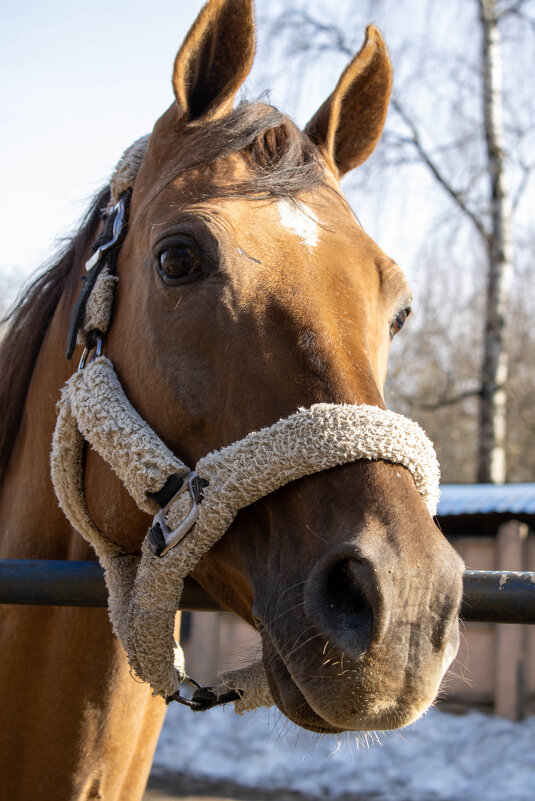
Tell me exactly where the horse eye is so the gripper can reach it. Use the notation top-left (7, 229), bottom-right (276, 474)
top-left (157, 245), bottom-right (203, 284)
top-left (390, 307), bottom-right (410, 338)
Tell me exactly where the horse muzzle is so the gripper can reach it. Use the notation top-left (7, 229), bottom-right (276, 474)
top-left (249, 470), bottom-right (464, 732)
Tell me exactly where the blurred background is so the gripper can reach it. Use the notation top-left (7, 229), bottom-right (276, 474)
top-left (2, 1), bottom-right (535, 799)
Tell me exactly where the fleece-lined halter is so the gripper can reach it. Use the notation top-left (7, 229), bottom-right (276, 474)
top-left (50, 135), bottom-right (440, 713)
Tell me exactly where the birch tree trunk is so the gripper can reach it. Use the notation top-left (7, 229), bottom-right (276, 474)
top-left (477, 0), bottom-right (514, 483)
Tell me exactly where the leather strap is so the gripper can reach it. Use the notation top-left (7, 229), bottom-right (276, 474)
top-left (65, 192), bottom-right (131, 359)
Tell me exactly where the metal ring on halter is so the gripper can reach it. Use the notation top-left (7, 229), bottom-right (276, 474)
top-left (78, 336), bottom-right (103, 372)
top-left (149, 471), bottom-right (206, 557)
top-left (165, 674), bottom-right (203, 708)
top-left (165, 674), bottom-right (242, 711)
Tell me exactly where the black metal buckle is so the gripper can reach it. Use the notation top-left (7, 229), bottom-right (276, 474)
top-left (84, 196), bottom-right (128, 272)
top-left (165, 676), bottom-right (242, 711)
top-left (147, 471), bottom-right (208, 558)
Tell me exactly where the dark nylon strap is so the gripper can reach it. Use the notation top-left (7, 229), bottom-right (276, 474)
top-left (149, 472), bottom-right (208, 509)
top-left (147, 475), bottom-right (186, 555)
top-left (190, 687), bottom-right (242, 711)
top-left (150, 473), bottom-right (184, 508)
top-left (65, 191), bottom-right (131, 359)
top-left (65, 260), bottom-right (109, 358)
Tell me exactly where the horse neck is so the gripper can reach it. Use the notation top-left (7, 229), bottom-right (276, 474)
top-left (0, 248), bottom-right (167, 801)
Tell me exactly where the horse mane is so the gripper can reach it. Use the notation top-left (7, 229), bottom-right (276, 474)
top-left (0, 103), bottom-right (324, 486)
top-left (165, 102), bottom-right (325, 199)
top-left (0, 186), bottom-right (110, 485)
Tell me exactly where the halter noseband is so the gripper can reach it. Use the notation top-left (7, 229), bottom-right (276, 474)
top-left (50, 136), bottom-right (440, 714)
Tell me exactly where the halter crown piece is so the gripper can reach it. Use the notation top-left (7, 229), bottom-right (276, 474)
top-left (50, 135), bottom-right (441, 713)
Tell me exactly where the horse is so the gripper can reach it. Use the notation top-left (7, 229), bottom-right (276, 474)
top-left (0, 0), bottom-right (464, 798)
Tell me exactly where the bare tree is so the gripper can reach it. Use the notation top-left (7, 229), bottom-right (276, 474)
top-left (261, 0), bottom-right (535, 482)
top-left (477, 0), bottom-right (514, 482)
top-left (386, 240), bottom-right (535, 483)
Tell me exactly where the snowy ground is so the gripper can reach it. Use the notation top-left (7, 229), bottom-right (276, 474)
top-left (152, 704), bottom-right (535, 801)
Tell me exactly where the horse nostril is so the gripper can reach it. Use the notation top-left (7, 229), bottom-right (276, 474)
top-left (325, 560), bottom-right (374, 646)
top-left (305, 552), bottom-right (381, 660)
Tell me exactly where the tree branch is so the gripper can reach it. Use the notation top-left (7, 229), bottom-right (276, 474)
top-left (512, 159), bottom-right (535, 212)
top-left (398, 387), bottom-right (482, 412)
top-left (391, 98), bottom-right (489, 241)
top-left (499, 0), bottom-right (532, 19)
top-left (276, 10), bottom-right (354, 58)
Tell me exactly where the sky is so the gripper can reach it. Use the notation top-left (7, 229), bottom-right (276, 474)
top-left (0, 1), bottom-right (207, 301)
top-left (2, 0), bottom-right (533, 313)
top-left (0, 0), bottom-right (433, 308)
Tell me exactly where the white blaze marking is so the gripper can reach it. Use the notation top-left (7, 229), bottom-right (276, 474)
top-left (277, 199), bottom-right (319, 248)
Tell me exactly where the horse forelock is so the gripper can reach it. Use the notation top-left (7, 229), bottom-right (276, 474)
top-left (132, 102), bottom-right (326, 210)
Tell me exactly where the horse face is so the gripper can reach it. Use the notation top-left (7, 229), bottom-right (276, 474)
top-left (103, 0), bottom-right (463, 733)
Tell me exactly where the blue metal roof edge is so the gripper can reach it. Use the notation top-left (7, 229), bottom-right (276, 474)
top-left (438, 483), bottom-right (535, 516)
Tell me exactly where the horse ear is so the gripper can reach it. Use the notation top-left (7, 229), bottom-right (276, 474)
top-left (305, 26), bottom-right (392, 177)
top-left (172, 0), bottom-right (255, 122)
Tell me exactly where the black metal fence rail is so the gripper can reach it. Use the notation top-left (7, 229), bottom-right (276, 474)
top-left (0, 560), bottom-right (219, 611)
top-left (0, 560), bottom-right (534, 623)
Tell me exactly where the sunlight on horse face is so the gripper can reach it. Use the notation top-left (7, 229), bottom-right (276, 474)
top-left (102, 93), bottom-right (463, 733)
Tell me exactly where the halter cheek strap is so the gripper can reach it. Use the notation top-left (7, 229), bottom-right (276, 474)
top-left (50, 134), bottom-right (441, 714)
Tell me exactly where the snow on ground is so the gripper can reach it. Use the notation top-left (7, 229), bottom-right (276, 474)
top-left (152, 704), bottom-right (535, 801)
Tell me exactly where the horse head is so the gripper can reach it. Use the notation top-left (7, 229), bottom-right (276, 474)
top-left (77, 0), bottom-right (463, 734)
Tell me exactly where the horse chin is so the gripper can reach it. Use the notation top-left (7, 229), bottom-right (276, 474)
top-left (262, 638), bottom-right (346, 734)
top-left (260, 627), bottom-right (449, 734)
top-left (264, 648), bottom-right (434, 734)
